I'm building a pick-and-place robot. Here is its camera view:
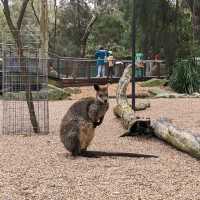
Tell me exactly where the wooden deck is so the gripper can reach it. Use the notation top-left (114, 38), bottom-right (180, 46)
top-left (57, 76), bottom-right (167, 87)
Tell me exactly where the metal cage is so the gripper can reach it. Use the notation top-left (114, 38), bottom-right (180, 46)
top-left (1, 32), bottom-right (49, 135)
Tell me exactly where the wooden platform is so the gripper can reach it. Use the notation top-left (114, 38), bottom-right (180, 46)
top-left (58, 76), bottom-right (167, 87)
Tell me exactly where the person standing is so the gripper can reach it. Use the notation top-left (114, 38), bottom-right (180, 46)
top-left (95, 47), bottom-right (108, 77)
top-left (107, 51), bottom-right (115, 81)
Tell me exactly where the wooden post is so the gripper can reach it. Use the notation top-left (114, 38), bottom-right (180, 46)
top-left (131, 0), bottom-right (136, 111)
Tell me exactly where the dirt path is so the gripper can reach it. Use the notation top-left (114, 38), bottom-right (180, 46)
top-left (0, 99), bottom-right (200, 200)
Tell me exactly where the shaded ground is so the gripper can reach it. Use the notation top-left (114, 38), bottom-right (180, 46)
top-left (0, 98), bottom-right (200, 200)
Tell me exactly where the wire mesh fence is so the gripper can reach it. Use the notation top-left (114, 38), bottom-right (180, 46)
top-left (1, 32), bottom-right (49, 135)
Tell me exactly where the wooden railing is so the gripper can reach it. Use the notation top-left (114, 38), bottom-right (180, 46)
top-left (48, 57), bottom-right (167, 79)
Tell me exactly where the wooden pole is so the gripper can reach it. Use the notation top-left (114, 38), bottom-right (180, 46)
top-left (132, 0), bottom-right (136, 110)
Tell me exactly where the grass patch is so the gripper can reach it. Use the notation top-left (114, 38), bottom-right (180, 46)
top-left (2, 84), bottom-right (71, 101)
top-left (48, 84), bottom-right (71, 100)
top-left (48, 78), bottom-right (61, 88)
top-left (140, 79), bottom-right (168, 87)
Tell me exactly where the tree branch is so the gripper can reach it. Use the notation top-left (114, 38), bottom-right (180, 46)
top-left (81, 14), bottom-right (97, 42)
top-left (31, 0), bottom-right (40, 25)
top-left (17, 0), bottom-right (30, 30)
top-left (185, 0), bottom-right (194, 11)
top-left (1, 0), bottom-right (17, 32)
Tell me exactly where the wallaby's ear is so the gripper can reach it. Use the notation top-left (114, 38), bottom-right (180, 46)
top-left (94, 84), bottom-right (100, 91)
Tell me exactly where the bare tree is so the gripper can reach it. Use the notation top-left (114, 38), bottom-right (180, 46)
top-left (31, 0), bottom-right (40, 25)
top-left (80, 14), bottom-right (97, 57)
top-left (77, 0), bottom-right (99, 57)
top-left (1, 0), bottom-right (40, 133)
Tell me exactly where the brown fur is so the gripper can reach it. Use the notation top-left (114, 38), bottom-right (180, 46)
top-left (60, 85), bottom-right (109, 156)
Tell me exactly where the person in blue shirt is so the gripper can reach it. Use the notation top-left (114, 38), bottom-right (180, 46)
top-left (95, 47), bottom-right (108, 77)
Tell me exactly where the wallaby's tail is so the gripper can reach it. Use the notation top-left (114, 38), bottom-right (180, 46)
top-left (84, 150), bottom-right (158, 158)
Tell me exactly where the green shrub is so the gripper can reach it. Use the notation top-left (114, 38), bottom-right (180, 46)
top-left (169, 58), bottom-right (200, 94)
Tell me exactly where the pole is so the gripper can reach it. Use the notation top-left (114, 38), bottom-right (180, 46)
top-left (132, 0), bottom-right (136, 110)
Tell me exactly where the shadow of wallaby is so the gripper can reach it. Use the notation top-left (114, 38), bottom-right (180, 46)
top-left (80, 150), bottom-right (158, 158)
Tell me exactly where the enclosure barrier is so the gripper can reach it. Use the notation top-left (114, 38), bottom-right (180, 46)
top-left (2, 56), bottom-right (49, 135)
top-left (47, 56), bottom-right (167, 87)
top-left (1, 32), bottom-right (49, 135)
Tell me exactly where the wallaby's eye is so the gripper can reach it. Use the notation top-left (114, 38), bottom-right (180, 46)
top-left (99, 94), bottom-right (103, 98)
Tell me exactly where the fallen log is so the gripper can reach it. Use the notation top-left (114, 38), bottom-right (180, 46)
top-left (114, 64), bottom-right (200, 159)
top-left (152, 118), bottom-right (200, 159)
top-left (114, 64), bottom-right (151, 132)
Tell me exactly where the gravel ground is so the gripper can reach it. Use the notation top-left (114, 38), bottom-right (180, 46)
top-left (70, 83), bottom-right (150, 100)
top-left (0, 98), bottom-right (200, 200)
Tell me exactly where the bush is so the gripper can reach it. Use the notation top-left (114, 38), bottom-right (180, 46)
top-left (169, 58), bottom-right (200, 94)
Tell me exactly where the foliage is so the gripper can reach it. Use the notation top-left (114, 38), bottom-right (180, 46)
top-left (54, 0), bottom-right (92, 56)
top-left (170, 58), bottom-right (200, 94)
top-left (0, 0), bottom-right (199, 61)
top-left (87, 13), bottom-right (126, 57)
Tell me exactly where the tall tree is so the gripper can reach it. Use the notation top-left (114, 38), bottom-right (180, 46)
top-left (185, 0), bottom-right (200, 42)
top-left (53, 0), bottom-right (57, 51)
top-left (1, 0), bottom-right (40, 133)
top-left (55, 0), bottom-right (100, 57)
top-left (40, 0), bottom-right (48, 59)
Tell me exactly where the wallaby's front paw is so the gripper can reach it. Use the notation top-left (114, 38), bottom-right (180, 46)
top-left (93, 116), bottom-right (104, 128)
top-left (93, 122), bottom-right (99, 128)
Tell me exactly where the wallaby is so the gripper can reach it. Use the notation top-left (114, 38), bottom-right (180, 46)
top-left (60, 84), bottom-right (109, 157)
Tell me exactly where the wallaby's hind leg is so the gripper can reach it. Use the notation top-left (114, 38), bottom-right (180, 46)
top-left (63, 131), bottom-right (81, 156)
top-left (71, 136), bottom-right (81, 156)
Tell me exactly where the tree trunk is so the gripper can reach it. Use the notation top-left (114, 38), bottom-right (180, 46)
top-left (1, 0), bottom-right (40, 133)
top-left (53, 0), bottom-right (57, 52)
top-left (185, 0), bottom-right (200, 43)
top-left (40, 0), bottom-right (49, 59)
top-left (80, 40), bottom-right (87, 58)
top-left (80, 14), bottom-right (98, 57)
top-left (193, 0), bottom-right (200, 42)
top-left (31, 0), bottom-right (40, 25)
top-left (17, 36), bottom-right (40, 133)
